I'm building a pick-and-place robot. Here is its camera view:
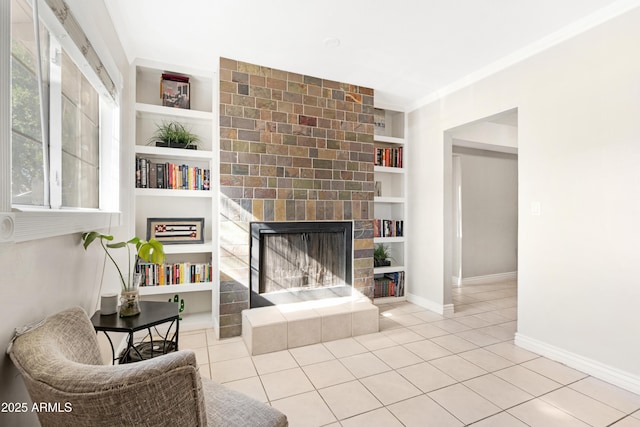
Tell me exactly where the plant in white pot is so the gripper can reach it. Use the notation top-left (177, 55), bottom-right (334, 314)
top-left (82, 232), bottom-right (166, 317)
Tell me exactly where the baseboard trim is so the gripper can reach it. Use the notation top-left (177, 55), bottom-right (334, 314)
top-left (515, 333), bottom-right (640, 395)
top-left (461, 271), bottom-right (517, 286)
top-left (406, 293), bottom-right (448, 315)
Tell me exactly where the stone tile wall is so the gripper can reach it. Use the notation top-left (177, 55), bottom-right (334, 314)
top-left (218, 57), bottom-right (375, 338)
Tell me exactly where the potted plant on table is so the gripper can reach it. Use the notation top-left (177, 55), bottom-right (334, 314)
top-left (373, 243), bottom-right (393, 267)
top-left (150, 120), bottom-right (199, 150)
top-left (82, 232), bottom-right (166, 317)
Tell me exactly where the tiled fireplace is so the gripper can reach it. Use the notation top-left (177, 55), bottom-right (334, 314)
top-left (219, 58), bottom-right (375, 338)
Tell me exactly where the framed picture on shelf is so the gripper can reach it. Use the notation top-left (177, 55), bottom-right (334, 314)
top-left (147, 218), bottom-right (204, 244)
top-left (161, 72), bottom-right (190, 109)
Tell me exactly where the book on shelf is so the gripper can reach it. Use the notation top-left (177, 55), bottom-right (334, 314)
top-left (375, 146), bottom-right (403, 168)
top-left (137, 262), bottom-right (213, 286)
top-left (374, 271), bottom-right (405, 298)
top-left (373, 219), bottom-right (404, 238)
top-left (135, 156), bottom-right (210, 191)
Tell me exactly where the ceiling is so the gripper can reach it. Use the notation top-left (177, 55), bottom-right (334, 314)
top-left (105, 0), bottom-right (630, 109)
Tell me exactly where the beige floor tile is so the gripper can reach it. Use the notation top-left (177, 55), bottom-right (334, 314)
top-left (611, 417), bottom-right (640, 426)
top-left (208, 340), bottom-right (249, 362)
top-left (569, 377), bottom-right (640, 414)
top-left (464, 374), bottom-right (534, 409)
top-left (484, 341), bottom-right (539, 363)
top-left (393, 302), bottom-right (427, 314)
top-left (470, 411), bottom-right (529, 427)
top-left (223, 376), bottom-right (268, 403)
top-left (431, 319), bottom-right (471, 333)
top-left (411, 310), bottom-right (445, 323)
top-left (477, 324), bottom-right (516, 341)
top-left (428, 383), bottom-right (501, 425)
top-left (179, 331), bottom-right (207, 349)
top-left (456, 329), bottom-right (503, 346)
top-left (521, 357), bottom-right (588, 385)
top-left (403, 339), bottom-right (452, 361)
top-left (191, 346), bottom-right (209, 365)
top-left (408, 323), bottom-right (449, 339)
top-left (340, 352), bottom-right (392, 378)
top-left (429, 355), bottom-right (487, 382)
top-left (381, 327), bottom-right (425, 344)
top-left (454, 315), bottom-right (493, 329)
top-left (198, 364), bottom-right (211, 379)
top-left (318, 380), bottom-right (382, 420)
top-left (431, 334), bottom-right (478, 353)
top-left (271, 391), bottom-right (337, 427)
top-left (354, 332), bottom-right (397, 350)
top-left (494, 365), bottom-right (562, 396)
top-left (458, 348), bottom-right (514, 372)
top-left (210, 357), bottom-right (257, 383)
top-left (289, 343), bottom-right (336, 366)
top-left (389, 313), bottom-right (425, 327)
top-left (360, 371), bottom-right (422, 405)
top-left (260, 367), bottom-right (314, 401)
top-left (397, 361), bottom-right (457, 393)
top-left (252, 350), bottom-right (298, 375)
top-left (379, 317), bottom-right (403, 331)
top-left (508, 399), bottom-right (591, 426)
top-left (340, 408), bottom-right (404, 427)
top-left (373, 345), bottom-right (423, 369)
top-left (302, 359), bottom-right (355, 389)
top-left (473, 311), bottom-right (511, 325)
top-left (323, 337), bottom-right (368, 358)
top-left (634, 410), bottom-right (640, 419)
top-left (541, 387), bottom-right (626, 426)
top-left (388, 394), bottom-right (463, 427)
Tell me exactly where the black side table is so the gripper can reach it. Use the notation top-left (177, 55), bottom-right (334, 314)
top-left (91, 301), bottom-right (180, 364)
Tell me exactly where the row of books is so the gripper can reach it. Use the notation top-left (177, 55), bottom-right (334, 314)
top-left (137, 262), bottom-right (213, 286)
top-left (375, 146), bottom-right (403, 168)
top-left (374, 219), bottom-right (404, 238)
top-left (374, 271), bottom-right (405, 298)
top-left (135, 157), bottom-right (210, 190)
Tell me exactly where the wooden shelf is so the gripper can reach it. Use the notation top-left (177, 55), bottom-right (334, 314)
top-left (374, 236), bottom-right (405, 244)
top-left (135, 145), bottom-right (213, 160)
top-left (374, 265), bottom-right (405, 275)
top-left (139, 282), bottom-right (214, 296)
top-left (374, 165), bottom-right (405, 174)
top-left (374, 196), bottom-right (404, 204)
top-left (374, 135), bottom-right (404, 145)
top-left (135, 102), bottom-right (213, 121)
top-left (163, 242), bottom-right (213, 255)
top-left (135, 188), bottom-right (212, 198)
top-left (373, 296), bottom-right (407, 304)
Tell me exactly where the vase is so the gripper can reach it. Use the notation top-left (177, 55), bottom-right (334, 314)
top-left (119, 273), bottom-right (142, 317)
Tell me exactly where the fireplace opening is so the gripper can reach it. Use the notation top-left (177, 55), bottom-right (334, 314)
top-left (250, 221), bottom-right (353, 307)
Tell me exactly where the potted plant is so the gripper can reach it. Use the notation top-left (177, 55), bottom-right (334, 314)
top-left (373, 243), bottom-right (393, 267)
top-left (150, 120), bottom-right (199, 150)
top-left (82, 232), bottom-right (166, 317)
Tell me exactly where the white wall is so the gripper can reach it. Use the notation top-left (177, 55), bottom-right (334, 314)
top-left (408, 6), bottom-right (640, 391)
top-left (0, 2), bottom-right (130, 425)
top-left (453, 146), bottom-right (518, 279)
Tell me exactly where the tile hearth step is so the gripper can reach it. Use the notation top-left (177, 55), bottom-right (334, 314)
top-left (242, 296), bottom-right (379, 355)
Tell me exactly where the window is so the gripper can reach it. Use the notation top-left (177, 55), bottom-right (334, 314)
top-left (1, 0), bottom-right (121, 242)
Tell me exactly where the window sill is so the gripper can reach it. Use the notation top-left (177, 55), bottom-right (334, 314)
top-left (0, 209), bottom-right (121, 243)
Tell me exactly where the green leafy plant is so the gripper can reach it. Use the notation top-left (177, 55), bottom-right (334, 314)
top-left (82, 232), bottom-right (166, 290)
top-left (373, 243), bottom-right (394, 267)
top-left (150, 120), bottom-right (199, 149)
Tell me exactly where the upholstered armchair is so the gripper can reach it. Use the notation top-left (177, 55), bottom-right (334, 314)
top-left (8, 306), bottom-right (287, 427)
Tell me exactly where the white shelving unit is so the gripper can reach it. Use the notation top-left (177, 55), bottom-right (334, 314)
top-left (132, 59), bottom-right (218, 331)
top-left (373, 106), bottom-right (407, 303)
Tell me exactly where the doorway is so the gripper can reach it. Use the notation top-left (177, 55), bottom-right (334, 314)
top-left (444, 109), bottom-right (518, 311)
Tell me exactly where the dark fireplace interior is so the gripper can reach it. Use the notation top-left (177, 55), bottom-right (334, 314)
top-left (250, 221), bottom-right (353, 307)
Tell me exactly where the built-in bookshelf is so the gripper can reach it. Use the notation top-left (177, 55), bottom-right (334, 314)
top-left (131, 59), bottom-right (218, 331)
top-left (373, 106), bottom-right (407, 302)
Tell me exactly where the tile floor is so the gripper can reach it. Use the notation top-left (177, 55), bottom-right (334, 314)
top-left (181, 281), bottom-right (640, 426)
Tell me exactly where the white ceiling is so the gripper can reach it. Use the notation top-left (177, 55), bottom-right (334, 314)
top-left (105, 0), bottom-right (631, 109)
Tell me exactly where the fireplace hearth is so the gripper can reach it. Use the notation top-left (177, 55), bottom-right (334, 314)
top-left (250, 221), bottom-right (353, 307)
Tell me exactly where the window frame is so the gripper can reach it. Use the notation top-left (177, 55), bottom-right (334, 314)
top-left (0, 0), bottom-right (121, 244)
